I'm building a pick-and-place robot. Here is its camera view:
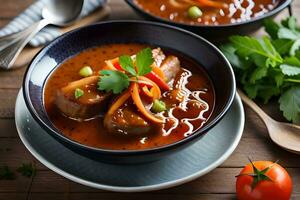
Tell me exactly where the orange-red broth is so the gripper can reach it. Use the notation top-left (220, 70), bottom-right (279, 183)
top-left (44, 44), bottom-right (215, 150)
top-left (134, 0), bottom-right (279, 25)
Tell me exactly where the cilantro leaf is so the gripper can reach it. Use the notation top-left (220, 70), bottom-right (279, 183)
top-left (250, 66), bottom-right (268, 83)
top-left (98, 70), bottom-right (129, 94)
top-left (219, 44), bottom-right (250, 70)
top-left (17, 163), bottom-right (36, 178)
top-left (136, 48), bottom-right (154, 76)
top-left (281, 16), bottom-right (298, 30)
top-left (119, 55), bottom-right (136, 76)
top-left (279, 86), bottom-right (300, 124)
top-left (258, 86), bottom-right (281, 103)
top-left (278, 27), bottom-right (300, 40)
top-left (284, 56), bottom-right (300, 66)
top-left (280, 64), bottom-right (300, 76)
top-left (272, 39), bottom-right (294, 55)
top-left (290, 39), bottom-right (300, 56)
top-left (244, 84), bottom-right (259, 99)
top-left (230, 36), bottom-right (282, 63)
top-left (264, 19), bottom-right (280, 39)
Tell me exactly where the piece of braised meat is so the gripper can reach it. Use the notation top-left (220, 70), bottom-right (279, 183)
top-left (160, 55), bottom-right (180, 83)
top-left (55, 76), bottom-right (110, 120)
top-left (104, 104), bottom-right (152, 135)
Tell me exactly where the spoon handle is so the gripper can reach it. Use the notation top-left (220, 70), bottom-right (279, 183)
top-left (238, 89), bottom-right (273, 123)
top-left (0, 19), bottom-right (49, 70)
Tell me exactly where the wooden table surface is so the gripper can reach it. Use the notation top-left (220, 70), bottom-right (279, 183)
top-left (0, 0), bottom-right (299, 199)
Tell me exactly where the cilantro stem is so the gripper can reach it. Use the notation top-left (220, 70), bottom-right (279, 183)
top-left (285, 79), bottom-right (300, 83)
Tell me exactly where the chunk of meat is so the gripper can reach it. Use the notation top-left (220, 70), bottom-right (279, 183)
top-left (55, 76), bottom-right (110, 120)
top-left (160, 56), bottom-right (180, 83)
top-left (152, 48), bottom-right (166, 67)
top-left (104, 105), bottom-right (151, 135)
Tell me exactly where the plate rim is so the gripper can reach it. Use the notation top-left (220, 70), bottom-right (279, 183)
top-left (15, 89), bottom-right (245, 192)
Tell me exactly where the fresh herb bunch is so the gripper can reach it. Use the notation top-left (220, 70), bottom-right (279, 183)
top-left (220, 17), bottom-right (300, 124)
top-left (98, 48), bottom-right (154, 94)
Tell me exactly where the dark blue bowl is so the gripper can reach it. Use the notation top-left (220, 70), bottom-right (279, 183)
top-left (23, 21), bottom-right (236, 164)
top-left (125, 0), bottom-right (292, 41)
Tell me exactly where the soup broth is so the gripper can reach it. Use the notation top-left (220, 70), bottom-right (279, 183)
top-left (134, 0), bottom-right (280, 25)
top-left (44, 44), bottom-right (215, 150)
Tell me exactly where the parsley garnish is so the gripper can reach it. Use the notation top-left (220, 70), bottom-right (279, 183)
top-left (119, 55), bottom-right (136, 76)
top-left (98, 70), bottom-right (130, 94)
top-left (17, 163), bottom-right (36, 178)
top-left (0, 166), bottom-right (15, 180)
top-left (98, 48), bottom-right (154, 94)
top-left (220, 16), bottom-right (300, 124)
top-left (136, 48), bottom-right (154, 76)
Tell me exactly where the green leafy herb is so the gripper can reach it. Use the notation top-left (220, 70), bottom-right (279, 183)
top-left (98, 48), bottom-right (154, 94)
top-left (136, 48), bottom-right (154, 76)
top-left (98, 70), bottom-right (130, 94)
top-left (229, 35), bottom-right (283, 64)
top-left (220, 16), bottom-right (300, 124)
top-left (119, 55), bottom-right (136, 76)
top-left (17, 163), bottom-right (36, 178)
top-left (0, 166), bottom-right (15, 180)
top-left (74, 88), bottom-right (84, 99)
top-left (279, 86), bottom-right (300, 123)
top-left (280, 64), bottom-right (300, 76)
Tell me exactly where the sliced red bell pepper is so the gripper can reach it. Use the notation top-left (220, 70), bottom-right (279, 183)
top-left (145, 72), bottom-right (170, 91)
top-left (113, 62), bottom-right (122, 70)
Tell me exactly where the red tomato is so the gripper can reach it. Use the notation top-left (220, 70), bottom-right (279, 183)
top-left (236, 161), bottom-right (292, 200)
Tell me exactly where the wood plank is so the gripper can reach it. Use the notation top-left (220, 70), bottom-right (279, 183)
top-left (0, 168), bottom-right (297, 194)
top-left (0, 193), bottom-right (298, 200)
top-left (0, 89), bottom-right (19, 119)
top-left (0, 194), bottom-right (27, 200)
top-left (0, 67), bottom-right (25, 90)
top-left (0, 0), bottom-right (33, 19)
top-left (0, 193), bottom-right (237, 200)
top-left (0, 119), bottom-right (17, 138)
top-left (0, 173), bottom-right (31, 193)
top-left (0, 139), bottom-right (42, 169)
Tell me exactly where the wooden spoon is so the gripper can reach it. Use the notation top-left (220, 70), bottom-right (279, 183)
top-left (238, 89), bottom-right (300, 154)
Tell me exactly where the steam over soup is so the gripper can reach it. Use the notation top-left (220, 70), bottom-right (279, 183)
top-left (134, 0), bottom-right (280, 25)
top-left (44, 44), bottom-right (215, 150)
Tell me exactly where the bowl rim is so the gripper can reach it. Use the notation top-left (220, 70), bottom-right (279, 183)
top-left (23, 20), bottom-right (236, 155)
top-left (125, 0), bottom-right (293, 28)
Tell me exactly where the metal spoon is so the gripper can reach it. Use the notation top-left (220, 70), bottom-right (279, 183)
top-left (238, 89), bottom-right (300, 154)
top-left (0, 0), bottom-right (84, 70)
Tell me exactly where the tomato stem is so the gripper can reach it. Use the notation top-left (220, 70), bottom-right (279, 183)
top-left (236, 158), bottom-right (279, 190)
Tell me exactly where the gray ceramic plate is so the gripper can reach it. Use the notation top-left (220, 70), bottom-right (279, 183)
top-left (15, 89), bottom-right (244, 192)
